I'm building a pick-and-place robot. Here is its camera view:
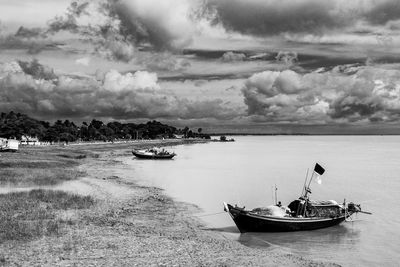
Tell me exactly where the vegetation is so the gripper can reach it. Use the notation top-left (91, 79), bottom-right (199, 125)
top-left (0, 189), bottom-right (94, 242)
top-left (0, 146), bottom-right (88, 186)
top-left (0, 111), bottom-right (210, 142)
top-left (0, 145), bottom-right (95, 243)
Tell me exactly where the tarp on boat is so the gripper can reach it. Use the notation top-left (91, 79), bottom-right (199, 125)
top-left (251, 205), bottom-right (288, 217)
top-left (308, 200), bottom-right (339, 206)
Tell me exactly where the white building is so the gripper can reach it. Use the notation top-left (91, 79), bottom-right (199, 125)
top-left (0, 138), bottom-right (19, 151)
top-left (20, 135), bottom-right (40, 146)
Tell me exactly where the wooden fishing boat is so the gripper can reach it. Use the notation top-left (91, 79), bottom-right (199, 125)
top-left (132, 148), bottom-right (176, 159)
top-left (224, 163), bottom-right (371, 233)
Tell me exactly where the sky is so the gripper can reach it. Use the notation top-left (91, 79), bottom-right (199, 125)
top-left (1, 0), bottom-right (400, 134)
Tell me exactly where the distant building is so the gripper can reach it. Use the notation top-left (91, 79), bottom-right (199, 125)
top-left (0, 138), bottom-right (19, 151)
top-left (20, 135), bottom-right (40, 146)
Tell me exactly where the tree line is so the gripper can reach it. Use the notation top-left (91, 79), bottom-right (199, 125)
top-left (0, 111), bottom-right (210, 142)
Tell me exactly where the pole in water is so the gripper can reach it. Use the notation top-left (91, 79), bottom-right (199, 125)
top-left (275, 184), bottom-right (278, 205)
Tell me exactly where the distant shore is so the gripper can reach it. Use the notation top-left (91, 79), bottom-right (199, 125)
top-left (0, 140), bottom-right (339, 266)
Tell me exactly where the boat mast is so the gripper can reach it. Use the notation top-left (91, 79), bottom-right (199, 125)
top-left (301, 168), bottom-right (309, 197)
top-left (304, 171), bottom-right (315, 199)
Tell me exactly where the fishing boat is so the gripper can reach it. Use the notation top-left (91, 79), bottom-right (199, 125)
top-left (224, 163), bottom-right (371, 233)
top-left (132, 147), bottom-right (176, 159)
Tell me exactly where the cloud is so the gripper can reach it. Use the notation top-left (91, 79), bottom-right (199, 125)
top-left (45, 1), bottom-right (137, 61)
top-left (0, 26), bottom-right (53, 54)
top-left (221, 51), bottom-right (246, 62)
top-left (115, 0), bottom-right (199, 50)
top-left (17, 59), bottom-right (57, 80)
top-left (203, 0), bottom-right (400, 47)
top-left (75, 57), bottom-right (90, 66)
top-left (96, 40), bottom-right (135, 62)
top-left (15, 26), bottom-right (44, 38)
top-left (276, 51), bottom-right (298, 66)
top-left (241, 67), bottom-right (400, 124)
top-left (0, 60), bottom-right (237, 121)
top-left (205, 0), bottom-right (348, 36)
top-left (136, 53), bottom-right (191, 71)
top-left (0, 61), bottom-right (23, 75)
top-left (103, 69), bottom-right (160, 91)
top-left (44, 0), bottom-right (203, 60)
top-left (365, 1), bottom-right (400, 25)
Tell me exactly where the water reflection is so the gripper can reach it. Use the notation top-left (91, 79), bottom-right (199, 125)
top-left (238, 224), bottom-right (361, 253)
top-left (201, 226), bottom-right (240, 234)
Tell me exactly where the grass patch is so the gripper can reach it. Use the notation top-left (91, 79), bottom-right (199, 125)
top-left (0, 147), bottom-right (89, 186)
top-left (0, 189), bottom-right (94, 242)
top-left (0, 169), bottom-right (85, 186)
top-left (56, 154), bottom-right (87, 159)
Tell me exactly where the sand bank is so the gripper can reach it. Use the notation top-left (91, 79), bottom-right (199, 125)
top-left (0, 141), bottom-right (339, 266)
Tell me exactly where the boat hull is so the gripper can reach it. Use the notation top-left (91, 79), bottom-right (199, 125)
top-left (132, 150), bottom-right (175, 159)
top-left (226, 204), bottom-right (347, 233)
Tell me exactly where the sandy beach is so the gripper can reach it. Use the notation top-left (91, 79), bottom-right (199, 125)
top-left (0, 140), bottom-right (340, 266)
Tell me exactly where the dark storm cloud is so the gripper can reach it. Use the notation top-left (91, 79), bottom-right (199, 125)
top-left (206, 0), bottom-right (346, 36)
top-left (365, 0), bottom-right (400, 25)
top-left (204, 0), bottom-right (400, 39)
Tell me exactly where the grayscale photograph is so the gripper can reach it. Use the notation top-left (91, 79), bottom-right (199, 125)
top-left (0, 0), bottom-right (399, 266)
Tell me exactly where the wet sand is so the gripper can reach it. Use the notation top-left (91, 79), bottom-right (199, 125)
top-left (0, 141), bottom-right (340, 266)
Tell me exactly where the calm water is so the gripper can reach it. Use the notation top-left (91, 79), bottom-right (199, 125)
top-left (122, 136), bottom-right (400, 266)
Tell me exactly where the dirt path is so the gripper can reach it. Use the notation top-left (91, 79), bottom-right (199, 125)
top-left (1, 147), bottom-right (340, 266)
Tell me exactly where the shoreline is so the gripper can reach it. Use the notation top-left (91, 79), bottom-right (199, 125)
top-left (0, 140), bottom-right (340, 266)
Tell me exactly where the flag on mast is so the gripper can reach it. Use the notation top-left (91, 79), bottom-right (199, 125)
top-left (313, 163), bottom-right (325, 184)
top-left (314, 163), bottom-right (325, 175)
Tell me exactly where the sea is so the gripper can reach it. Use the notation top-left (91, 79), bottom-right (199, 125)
top-left (122, 136), bottom-right (400, 267)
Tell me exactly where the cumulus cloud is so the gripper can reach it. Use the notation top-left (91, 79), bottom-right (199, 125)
top-left (242, 67), bottom-right (400, 124)
top-left (0, 61), bottom-right (23, 75)
top-left (276, 51), bottom-right (298, 66)
top-left (0, 60), bottom-right (237, 121)
top-left (221, 51), bottom-right (246, 62)
top-left (103, 69), bottom-right (160, 91)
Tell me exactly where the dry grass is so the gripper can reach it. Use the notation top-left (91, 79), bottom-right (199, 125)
top-left (0, 146), bottom-right (95, 243)
top-left (0, 147), bottom-right (89, 186)
top-left (0, 189), bottom-right (94, 242)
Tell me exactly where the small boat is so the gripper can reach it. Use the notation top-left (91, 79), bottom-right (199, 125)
top-left (132, 147), bottom-right (176, 159)
top-left (224, 163), bottom-right (371, 233)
